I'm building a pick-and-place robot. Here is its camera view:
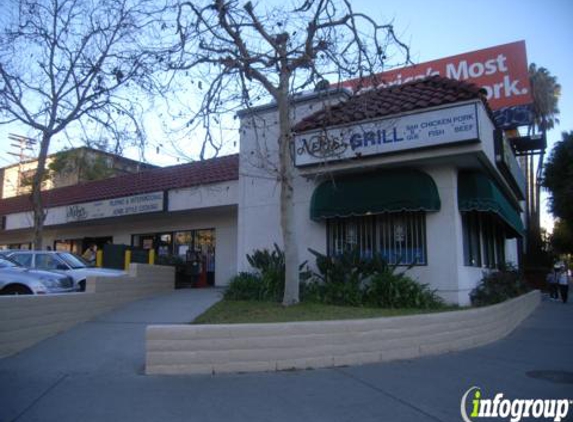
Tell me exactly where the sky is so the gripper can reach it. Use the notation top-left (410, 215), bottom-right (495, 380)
top-left (1, 0), bottom-right (572, 230)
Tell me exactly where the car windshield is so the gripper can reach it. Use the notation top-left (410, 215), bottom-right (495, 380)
top-left (58, 252), bottom-right (90, 269)
top-left (0, 257), bottom-right (20, 268)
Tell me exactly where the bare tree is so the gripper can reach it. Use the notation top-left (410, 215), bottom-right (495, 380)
top-left (168, 0), bottom-right (409, 305)
top-left (0, 0), bottom-right (165, 249)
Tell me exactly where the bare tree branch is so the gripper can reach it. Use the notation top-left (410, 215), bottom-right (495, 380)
top-left (163, 0), bottom-right (410, 305)
top-left (0, 0), bottom-right (168, 248)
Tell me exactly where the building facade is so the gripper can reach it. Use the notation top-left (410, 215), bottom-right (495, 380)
top-left (237, 77), bottom-right (525, 305)
top-left (1, 146), bottom-right (156, 199)
top-left (0, 77), bottom-right (526, 305)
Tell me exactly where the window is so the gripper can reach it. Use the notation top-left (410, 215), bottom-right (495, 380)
top-left (462, 213), bottom-right (481, 267)
top-left (462, 212), bottom-right (507, 268)
top-left (327, 216), bottom-right (375, 258)
top-left (377, 212), bottom-right (427, 265)
top-left (327, 212), bottom-right (427, 265)
top-left (36, 253), bottom-right (65, 270)
top-left (10, 253), bottom-right (33, 267)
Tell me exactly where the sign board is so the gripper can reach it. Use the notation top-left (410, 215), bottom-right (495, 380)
top-left (65, 191), bottom-right (164, 223)
top-left (342, 41), bottom-right (532, 127)
top-left (295, 103), bottom-right (479, 166)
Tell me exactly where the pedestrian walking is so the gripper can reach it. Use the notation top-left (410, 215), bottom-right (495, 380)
top-left (547, 265), bottom-right (560, 301)
top-left (558, 265), bottom-right (570, 304)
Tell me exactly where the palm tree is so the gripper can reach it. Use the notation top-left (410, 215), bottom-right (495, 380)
top-left (528, 63), bottom-right (561, 133)
top-left (525, 64), bottom-right (561, 264)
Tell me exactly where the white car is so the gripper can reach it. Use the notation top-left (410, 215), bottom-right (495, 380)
top-left (4, 251), bottom-right (126, 292)
top-left (0, 257), bottom-right (75, 295)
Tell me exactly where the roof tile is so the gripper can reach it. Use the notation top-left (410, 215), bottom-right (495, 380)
top-left (294, 76), bottom-right (491, 133)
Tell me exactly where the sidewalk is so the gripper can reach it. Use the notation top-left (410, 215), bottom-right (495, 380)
top-left (1, 293), bottom-right (572, 422)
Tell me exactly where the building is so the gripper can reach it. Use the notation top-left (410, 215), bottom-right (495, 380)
top-left (0, 77), bottom-right (526, 305)
top-left (1, 146), bottom-right (156, 199)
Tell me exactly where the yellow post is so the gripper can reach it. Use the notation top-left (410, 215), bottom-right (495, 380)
top-left (96, 250), bottom-right (103, 267)
top-left (124, 250), bottom-right (132, 272)
top-left (148, 249), bottom-right (155, 265)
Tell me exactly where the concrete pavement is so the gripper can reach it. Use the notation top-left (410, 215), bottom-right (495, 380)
top-left (1, 291), bottom-right (572, 422)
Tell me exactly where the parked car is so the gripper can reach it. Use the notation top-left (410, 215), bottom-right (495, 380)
top-left (2, 251), bottom-right (126, 292)
top-left (0, 257), bottom-right (75, 295)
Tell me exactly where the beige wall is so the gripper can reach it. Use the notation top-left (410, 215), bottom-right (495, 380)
top-left (146, 291), bottom-right (540, 375)
top-left (1, 149), bottom-right (153, 199)
top-left (0, 264), bottom-right (174, 358)
top-left (1, 160), bottom-right (54, 199)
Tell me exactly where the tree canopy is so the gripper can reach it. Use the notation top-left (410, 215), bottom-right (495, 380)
top-left (543, 131), bottom-right (573, 222)
top-left (528, 63), bottom-right (561, 132)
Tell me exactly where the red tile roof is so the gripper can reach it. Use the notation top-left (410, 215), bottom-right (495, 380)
top-left (0, 154), bottom-right (239, 215)
top-left (293, 76), bottom-right (492, 133)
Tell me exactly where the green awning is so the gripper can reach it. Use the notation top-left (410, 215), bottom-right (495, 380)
top-left (458, 171), bottom-right (524, 238)
top-left (310, 170), bottom-right (441, 221)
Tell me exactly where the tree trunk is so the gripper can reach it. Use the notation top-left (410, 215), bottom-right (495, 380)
top-left (30, 131), bottom-right (51, 250)
top-left (277, 92), bottom-right (299, 306)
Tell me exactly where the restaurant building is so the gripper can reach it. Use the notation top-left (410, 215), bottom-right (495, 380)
top-left (0, 76), bottom-right (525, 305)
top-left (237, 76), bottom-right (525, 305)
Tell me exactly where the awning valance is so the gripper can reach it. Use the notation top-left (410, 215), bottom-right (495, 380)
top-left (458, 171), bottom-right (524, 238)
top-left (310, 170), bottom-right (441, 221)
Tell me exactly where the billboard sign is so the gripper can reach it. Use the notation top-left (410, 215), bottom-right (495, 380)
top-left (342, 41), bottom-right (532, 127)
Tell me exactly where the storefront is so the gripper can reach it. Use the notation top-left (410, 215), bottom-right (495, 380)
top-left (0, 156), bottom-right (239, 287)
top-left (0, 76), bottom-right (525, 304)
top-left (236, 76), bottom-right (525, 305)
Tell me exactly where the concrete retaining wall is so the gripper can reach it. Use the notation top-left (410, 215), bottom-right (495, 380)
top-left (0, 264), bottom-right (174, 358)
top-left (146, 290), bottom-right (540, 375)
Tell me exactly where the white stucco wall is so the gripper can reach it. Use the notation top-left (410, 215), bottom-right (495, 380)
top-left (168, 181), bottom-right (238, 212)
top-left (238, 96), bottom-right (523, 306)
top-left (237, 92), bottom-right (349, 272)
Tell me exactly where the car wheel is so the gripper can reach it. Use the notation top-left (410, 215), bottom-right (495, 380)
top-left (0, 285), bottom-right (34, 295)
top-left (78, 280), bottom-right (86, 292)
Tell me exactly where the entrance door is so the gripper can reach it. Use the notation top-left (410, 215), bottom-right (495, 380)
top-left (173, 229), bottom-right (216, 287)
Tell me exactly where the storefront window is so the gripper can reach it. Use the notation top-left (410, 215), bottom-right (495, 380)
top-left (462, 213), bottom-right (481, 266)
top-left (174, 231), bottom-right (192, 257)
top-left (134, 229), bottom-right (215, 284)
top-left (377, 212), bottom-right (427, 265)
top-left (462, 212), bottom-right (507, 268)
top-left (54, 239), bottom-right (83, 255)
top-left (157, 233), bottom-right (172, 256)
top-left (328, 217), bottom-right (375, 258)
top-left (8, 243), bottom-right (32, 250)
top-left (327, 212), bottom-right (427, 265)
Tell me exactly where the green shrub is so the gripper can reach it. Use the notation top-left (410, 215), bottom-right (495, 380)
top-left (224, 272), bottom-right (264, 301)
top-left (309, 247), bottom-right (390, 286)
top-left (225, 245), bottom-right (286, 302)
top-left (470, 265), bottom-right (530, 306)
top-left (364, 272), bottom-right (444, 309)
top-left (303, 248), bottom-right (443, 309)
top-left (246, 244), bottom-right (285, 279)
